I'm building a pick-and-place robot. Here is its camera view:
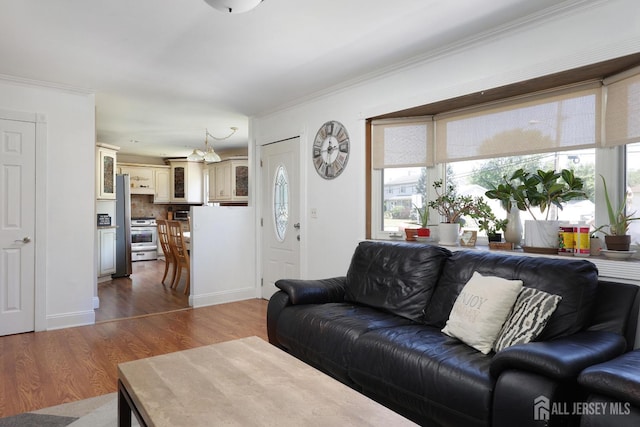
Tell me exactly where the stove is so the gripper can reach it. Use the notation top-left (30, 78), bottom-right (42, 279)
top-left (131, 217), bottom-right (158, 261)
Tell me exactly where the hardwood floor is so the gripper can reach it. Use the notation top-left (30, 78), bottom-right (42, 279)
top-left (95, 259), bottom-right (190, 322)
top-left (0, 299), bottom-right (268, 418)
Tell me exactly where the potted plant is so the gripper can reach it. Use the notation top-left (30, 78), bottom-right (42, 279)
top-left (477, 214), bottom-right (508, 242)
top-left (428, 179), bottom-right (490, 246)
top-left (413, 203), bottom-right (430, 237)
top-left (485, 168), bottom-right (587, 250)
top-left (592, 175), bottom-right (640, 251)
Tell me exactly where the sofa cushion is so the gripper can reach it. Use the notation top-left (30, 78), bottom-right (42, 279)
top-left (344, 241), bottom-right (451, 322)
top-left (275, 302), bottom-right (414, 383)
top-left (424, 251), bottom-right (598, 340)
top-left (349, 325), bottom-right (494, 426)
top-left (493, 287), bottom-right (562, 352)
top-left (442, 272), bottom-right (523, 354)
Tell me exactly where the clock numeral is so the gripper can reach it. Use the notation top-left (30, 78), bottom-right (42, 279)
top-left (336, 152), bottom-right (347, 167)
top-left (313, 156), bottom-right (325, 170)
top-left (313, 148), bottom-right (322, 158)
top-left (325, 164), bottom-right (334, 177)
top-left (339, 142), bottom-right (349, 153)
top-left (325, 122), bottom-right (334, 136)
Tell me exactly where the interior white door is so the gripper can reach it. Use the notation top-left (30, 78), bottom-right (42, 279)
top-left (0, 118), bottom-right (36, 335)
top-left (261, 138), bottom-right (300, 299)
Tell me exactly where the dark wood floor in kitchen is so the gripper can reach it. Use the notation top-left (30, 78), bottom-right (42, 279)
top-left (95, 259), bottom-right (190, 322)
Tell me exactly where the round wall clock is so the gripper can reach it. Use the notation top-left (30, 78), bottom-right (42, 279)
top-left (312, 120), bottom-right (350, 179)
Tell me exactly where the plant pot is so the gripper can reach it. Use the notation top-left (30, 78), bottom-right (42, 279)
top-left (405, 228), bottom-right (418, 241)
top-left (438, 223), bottom-right (460, 246)
top-left (417, 227), bottom-right (430, 237)
top-left (487, 233), bottom-right (502, 242)
top-left (524, 220), bottom-right (560, 249)
top-left (604, 235), bottom-right (631, 251)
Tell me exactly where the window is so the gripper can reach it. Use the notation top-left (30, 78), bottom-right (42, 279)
top-left (370, 81), bottom-right (606, 242)
top-left (380, 167), bottom-right (427, 233)
top-left (448, 148), bottom-right (596, 237)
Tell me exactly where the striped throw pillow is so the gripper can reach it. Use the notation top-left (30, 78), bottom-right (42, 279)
top-left (493, 287), bottom-right (562, 352)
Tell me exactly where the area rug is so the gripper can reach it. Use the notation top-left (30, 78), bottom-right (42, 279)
top-left (0, 393), bottom-right (138, 427)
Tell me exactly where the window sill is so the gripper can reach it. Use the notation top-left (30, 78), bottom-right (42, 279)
top-left (373, 237), bottom-right (640, 284)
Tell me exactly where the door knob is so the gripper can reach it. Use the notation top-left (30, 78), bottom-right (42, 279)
top-left (15, 237), bottom-right (31, 243)
top-left (293, 223), bottom-right (301, 229)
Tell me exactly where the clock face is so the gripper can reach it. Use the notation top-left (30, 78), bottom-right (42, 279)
top-left (312, 120), bottom-right (350, 179)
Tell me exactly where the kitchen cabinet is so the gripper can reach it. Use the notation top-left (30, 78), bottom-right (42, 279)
top-left (208, 158), bottom-right (248, 203)
top-left (118, 163), bottom-right (155, 194)
top-left (96, 143), bottom-right (119, 200)
top-left (154, 167), bottom-right (171, 203)
top-left (98, 227), bottom-right (117, 276)
top-left (170, 160), bottom-right (203, 204)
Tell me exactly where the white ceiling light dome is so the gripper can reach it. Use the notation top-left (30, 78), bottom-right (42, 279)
top-left (203, 0), bottom-right (264, 14)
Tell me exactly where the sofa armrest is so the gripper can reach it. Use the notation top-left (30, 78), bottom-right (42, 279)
top-left (490, 331), bottom-right (627, 380)
top-left (275, 277), bottom-right (347, 305)
top-left (579, 349), bottom-right (640, 408)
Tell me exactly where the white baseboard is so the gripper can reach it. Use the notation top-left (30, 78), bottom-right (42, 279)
top-left (93, 296), bottom-right (100, 309)
top-left (190, 288), bottom-right (256, 308)
top-left (46, 310), bottom-right (96, 330)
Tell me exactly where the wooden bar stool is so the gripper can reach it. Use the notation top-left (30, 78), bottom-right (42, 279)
top-left (167, 220), bottom-right (190, 295)
top-left (156, 219), bottom-right (177, 287)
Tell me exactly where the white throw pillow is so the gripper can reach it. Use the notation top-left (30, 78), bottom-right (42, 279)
top-left (493, 287), bottom-right (562, 352)
top-left (442, 271), bottom-right (523, 354)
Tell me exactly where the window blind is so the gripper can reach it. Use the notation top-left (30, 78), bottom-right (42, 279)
top-left (371, 117), bottom-right (433, 169)
top-left (604, 66), bottom-right (640, 147)
top-left (434, 82), bottom-right (602, 163)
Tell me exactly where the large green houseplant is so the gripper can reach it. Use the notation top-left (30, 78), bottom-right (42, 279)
top-left (592, 175), bottom-right (640, 251)
top-left (485, 168), bottom-right (587, 249)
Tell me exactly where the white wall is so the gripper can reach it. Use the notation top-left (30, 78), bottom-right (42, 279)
top-left (252, 0), bottom-right (640, 280)
top-left (190, 206), bottom-right (256, 306)
top-left (0, 79), bottom-right (96, 330)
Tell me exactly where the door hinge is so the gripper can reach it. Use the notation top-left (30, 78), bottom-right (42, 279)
top-left (261, 278), bottom-right (264, 287)
top-left (260, 218), bottom-right (263, 226)
top-left (260, 159), bottom-right (263, 167)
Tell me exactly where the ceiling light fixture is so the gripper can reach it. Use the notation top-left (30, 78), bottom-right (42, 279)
top-left (203, 0), bottom-right (264, 14)
top-left (187, 127), bottom-right (238, 163)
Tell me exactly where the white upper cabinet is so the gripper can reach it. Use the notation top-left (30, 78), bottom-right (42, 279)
top-left (154, 167), bottom-right (171, 203)
top-left (208, 158), bottom-right (248, 203)
top-left (118, 164), bottom-right (155, 194)
top-left (170, 160), bottom-right (203, 204)
top-left (96, 143), bottom-right (119, 200)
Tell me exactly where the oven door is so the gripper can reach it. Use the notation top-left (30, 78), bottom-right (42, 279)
top-left (131, 227), bottom-right (157, 251)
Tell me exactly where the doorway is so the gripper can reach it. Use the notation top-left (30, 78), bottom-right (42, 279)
top-left (261, 137), bottom-right (301, 299)
top-left (0, 117), bottom-right (36, 335)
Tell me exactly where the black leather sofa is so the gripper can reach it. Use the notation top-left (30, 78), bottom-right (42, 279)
top-left (578, 350), bottom-right (640, 427)
top-left (267, 241), bottom-right (640, 427)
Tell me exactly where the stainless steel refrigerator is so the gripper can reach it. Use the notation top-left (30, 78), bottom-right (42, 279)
top-left (112, 174), bottom-right (132, 278)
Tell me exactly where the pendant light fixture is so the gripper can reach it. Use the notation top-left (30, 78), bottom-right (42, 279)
top-left (203, 0), bottom-right (264, 14)
top-left (187, 127), bottom-right (237, 163)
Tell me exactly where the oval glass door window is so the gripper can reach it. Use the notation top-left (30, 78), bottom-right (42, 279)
top-left (273, 165), bottom-right (289, 242)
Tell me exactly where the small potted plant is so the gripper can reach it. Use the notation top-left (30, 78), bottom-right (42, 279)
top-left (413, 203), bottom-right (430, 237)
top-left (592, 175), bottom-right (640, 251)
top-left (478, 215), bottom-right (508, 242)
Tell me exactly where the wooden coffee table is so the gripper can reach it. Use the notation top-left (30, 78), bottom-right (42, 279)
top-left (118, 336), bottom-right (416, 426)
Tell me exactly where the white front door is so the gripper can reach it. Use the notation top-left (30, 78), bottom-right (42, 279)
top-left (0, 118), bottom-right (36, 335)
top-left (261, 138), bottom-right (300, 299)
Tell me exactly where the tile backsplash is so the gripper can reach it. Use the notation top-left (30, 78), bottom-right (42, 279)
top-left (130, 195), bottom-right (199, 220)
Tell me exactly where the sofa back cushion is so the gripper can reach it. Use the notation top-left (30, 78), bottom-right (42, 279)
top-left (345, 241), bottom-right (451, 321)
top-left (424, 251), bottom-right (598, 340)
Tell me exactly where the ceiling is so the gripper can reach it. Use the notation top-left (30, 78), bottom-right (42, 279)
top-left (0, 0), bottom-right (577, 158)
